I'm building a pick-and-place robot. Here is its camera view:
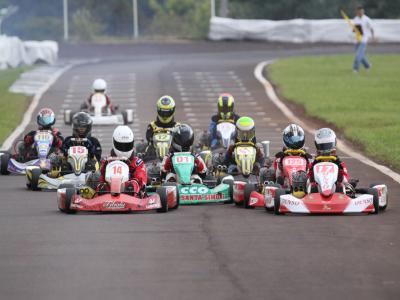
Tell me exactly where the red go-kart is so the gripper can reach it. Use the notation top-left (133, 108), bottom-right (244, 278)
top-left (57, 158), bottom-right (178, 214)
top-left (247, 156), bottom-right (388, 215)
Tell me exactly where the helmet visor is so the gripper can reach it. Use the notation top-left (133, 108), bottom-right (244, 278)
top-left (38, 115), bottom-right (55, 127)
top-left (158, 108), bottom-right (174, 119)
top-left (113, 140), bottom-right (134, 152)
top-left (237, 128), bottom-right (255, 142)
top-left (316, 142), bottom-right (335, 153)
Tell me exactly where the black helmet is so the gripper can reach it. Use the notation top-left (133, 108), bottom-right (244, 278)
top-left (72, 112), bottom-right (92, 138)
top-left (282, 124), bottom-right (305, 150)
top-left (172, 124), bottom-right (194, 152)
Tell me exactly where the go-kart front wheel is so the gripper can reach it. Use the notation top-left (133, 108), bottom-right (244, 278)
top-left (367, 188), bottom-right (379, 215)
top-left (30, 168), bottom-right (42, 191)
top-left (58, 184), bottom-right (77, 214)
top-left (223, 179), bottom-right (234, 204)
top-left (274, 189), bottom-right (285, 215)
top-left (244, 183), bottom-right (256, 209)
top-left (369, 183), bottom-right (388, 211)
top-left (0, 152), bottom-right (10, 175)
top-left (156, 187), bottom-right (169, 213)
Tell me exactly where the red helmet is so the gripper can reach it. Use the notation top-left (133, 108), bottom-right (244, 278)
top-left (37, 108), bottom-right (55, 129)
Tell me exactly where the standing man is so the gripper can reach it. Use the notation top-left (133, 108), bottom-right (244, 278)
top-left (353, 5), bottom-right (375, 73)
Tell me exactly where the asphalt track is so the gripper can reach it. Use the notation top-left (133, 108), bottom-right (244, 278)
top-left (1, 41), bottom-right (400, 300)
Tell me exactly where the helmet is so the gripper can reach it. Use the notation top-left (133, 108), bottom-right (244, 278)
top-left (37, 108), bottom-right (55, 129)
top-left (218, 93), bottom-right (235, 120)
top-left (112, 126), bottom-right (134, 158)
top-left (314, 128), bottom-right (336, 155)
top-left (157, 95), bottom-right (175, 124)
top-left (92, 78), bottom-right (107, 93)
top-left (72, 112), bottom-right (92, 138)
top-left (172, 124), bottom-right (194, 152)
top-left (282, 124), bottom-right (305, 150)
top-left (291, 170), bottom-right (308, 198)
top-left (236, 116), bottom-right (255, 143)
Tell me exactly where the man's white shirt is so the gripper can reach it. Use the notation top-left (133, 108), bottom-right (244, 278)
top-left (353, 15), bottom-right (374, 43)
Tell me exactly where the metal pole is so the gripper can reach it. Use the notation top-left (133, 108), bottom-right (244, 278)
top-left (133, 0), bottom-right (139, 39)
top-left (211, 0), bottom-right (215, 17)
top-left (63, 0), bottom-right (69, 40)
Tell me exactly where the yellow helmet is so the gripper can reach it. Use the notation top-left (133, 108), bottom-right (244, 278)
top-left (157, 95), bottom-right (176, 124)
top-left (218, 93), bottom-right (235, 120)
top-left (236, 116), bottom-right (255, 143)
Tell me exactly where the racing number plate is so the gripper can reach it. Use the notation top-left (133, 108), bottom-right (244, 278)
top-left (105, 160), bottom-right (130, 183)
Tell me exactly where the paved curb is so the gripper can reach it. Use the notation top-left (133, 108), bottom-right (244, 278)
top-left (254, 60), bottom-right (400, 184)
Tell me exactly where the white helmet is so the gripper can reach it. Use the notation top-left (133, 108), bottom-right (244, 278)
top-left (92, 78), bottom-right (107, 92)
top-left (314, 128), bottom-right (336, 155)
top-left (112, 126), bottom-right (134, 158)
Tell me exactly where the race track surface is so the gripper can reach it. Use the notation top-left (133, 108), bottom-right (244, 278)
top-left (1, 41), bottom-right (399, 300)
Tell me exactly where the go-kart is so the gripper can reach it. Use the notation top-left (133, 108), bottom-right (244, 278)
top-left (247, 156), bottom-right (388, 215)
top-left (157, 152), bottom-right (233, 205)
top-left (0, 130), bottom-right (54, 175)
top-left (26, 143), bottom-right (97, 191)
top-left (64, 93), bottom-right (133, 125)
top-left (198, 121), bottom-right (236, 153)
top-left (57, 157), bottom-right (177, 214)
top-left (140, 129), bottom-right (173, 186)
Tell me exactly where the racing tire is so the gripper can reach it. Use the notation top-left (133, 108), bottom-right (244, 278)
top-left (367, 188), bottom-right (379, 215)
top-left (224, 179), bottom-right (234, 204)
top-left (59, 184), bottom-right (77, 214)
top-left (163, 182), bottom-right (180, 210)
top-left (30, 168), bottom-right (42, 191)
top-left (274, 189), bottom-right (285, 215)
top-left (264, 183), bottom-right (281, 212)
top-left (156, 187), bottom-right (169, 213)
top-left (0, 152), bottom-right (11, 175)
top-left (369, 183), bottom-right (388, 211)
top-left (244, 183), bottom-right (256, 209)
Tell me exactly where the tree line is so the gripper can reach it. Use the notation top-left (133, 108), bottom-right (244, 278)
top-left (1, 0), bottom-right (399, 40)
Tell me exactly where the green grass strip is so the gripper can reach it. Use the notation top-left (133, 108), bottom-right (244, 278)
top-left (0, 67), bottom-right (32, 145)
top-left (268, 54), bottom-right (400, 169)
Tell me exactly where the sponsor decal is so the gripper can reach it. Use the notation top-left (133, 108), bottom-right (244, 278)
top-left (103, 201), bottom-right (126, 209)
top-left (181, 193), bottom-right (225, 201)
top-left (323, 204), bottom-right (331, 210)
top-left (136, 158), bottom-right (143, 166)
top-left (281, 198), bottom-right (300, 206)
top-left (181, 186), bottom-right (209, 194)
top-left (249, 197), bottom-right (258, 205)
top-left (354, 198), bottom-right (372, 206)
top-left (146, 198), bottom-right (159, 209)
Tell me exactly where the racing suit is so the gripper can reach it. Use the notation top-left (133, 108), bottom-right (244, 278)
top-left (273, 148), bottom-right (313, 184)
top-left (19, 128), bottom-right (64, 161)
top-left (97, 150), bottom-right (147, 195)
top-left (224, 138), bottom-right (264, 174)
top-left (308, 155), bottom-right (349, 187)
top-left (62, 136), bottom-right (102, 172)
top-left (161, 152), bottom-right (207, 179)
top-left (208, 113), bottom-right (240, 149)
top-left (82, 93), bottom-right (114, 113)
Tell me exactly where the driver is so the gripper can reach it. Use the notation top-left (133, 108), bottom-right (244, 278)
top-left (308, 128), bottom-right (349, 185)
top-left (161, 124), bottom-right (207, 180)
top-left (224, 116), bottom-right (264, 172)
top-left (62, 112), bottom-right (102, 170)
top-left (97, 126), bottom-right (147, 195)
top-left (273, 124), bottom-right (312, 184)
top-left (81, 78), bottom-right (114, 113)
top-left (139, 95), bottom-right (180, 160)
top-left (207, 93), bottom-right (240, 149)
top-left (18, 108), bottom-right (63, 161)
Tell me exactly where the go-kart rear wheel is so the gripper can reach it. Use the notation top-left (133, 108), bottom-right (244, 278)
top-left (369, 183), bottom-right (388, 211)
top-left (59, 184), bottom-right (77, 214)
top-left (156, 187), bottom-right (169, 213)
top-left (163, 182), bottom-right (179, 210)
top-left (244, 183), bottom-right (256, 209)
top-left (0, 152), bottom-right (10, 175)
top-left (30, 168), bottom-right (42, 191)
top-left (274, 189), bottom-right (285, 215)
top-left (224, 179), bottom-right (234, 204)
top-left (367, 188), bottom-right (379, 215)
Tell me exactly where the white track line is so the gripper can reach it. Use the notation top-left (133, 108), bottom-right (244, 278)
top-left (1, 64), bottom-right (75, 151)
top-left (254, 60), bottom-right (400, 184)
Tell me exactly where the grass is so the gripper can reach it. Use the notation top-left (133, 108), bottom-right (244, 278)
top-left (268, 54), bottom-right (400, 170)
top-left (0, 67), bottom-right (32, 145)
